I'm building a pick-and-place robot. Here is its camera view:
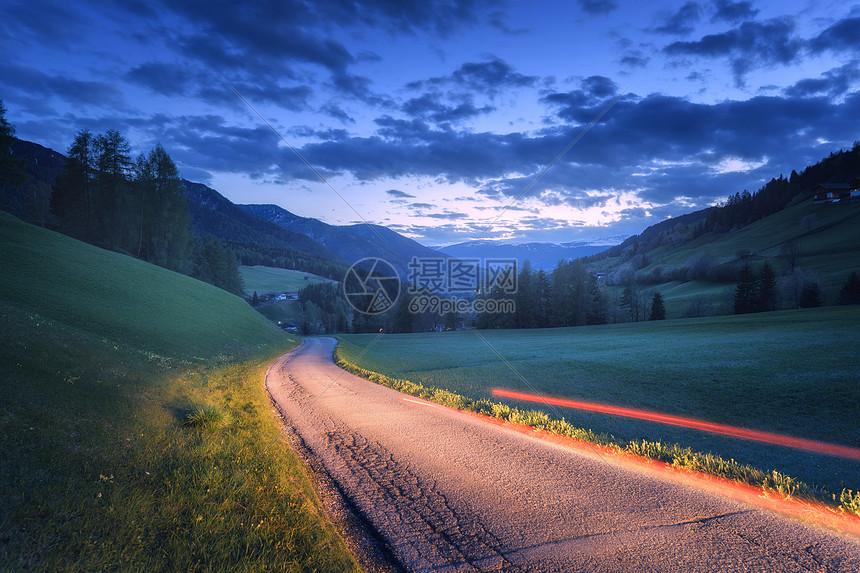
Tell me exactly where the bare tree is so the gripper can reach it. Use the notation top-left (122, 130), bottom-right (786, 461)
top-left (779, 240), bottom-right (801, 273)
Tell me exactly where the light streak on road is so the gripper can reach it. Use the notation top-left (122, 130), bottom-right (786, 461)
top-left (492, 388), bottom-right (860, 461)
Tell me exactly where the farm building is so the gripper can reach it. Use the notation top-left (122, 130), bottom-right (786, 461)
top-left (813, 182), bottom-right (852, 204)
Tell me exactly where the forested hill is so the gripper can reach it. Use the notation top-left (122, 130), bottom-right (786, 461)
top-left (589, 143), bottom-right (860, 265)
top-left (0, 134), bottom-right (350, 283)
top-left (0, 139), bottom-right (65, 224)
top-left (182, 180), bottom-right (348, 278)
top-left (240, 203), bottom-right (451, 280)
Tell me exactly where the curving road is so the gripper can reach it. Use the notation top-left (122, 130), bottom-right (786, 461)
top-left (266, 337), bottom-right (860, 572)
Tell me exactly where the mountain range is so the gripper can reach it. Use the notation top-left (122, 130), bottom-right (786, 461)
top-left (238, 203), bottom-right (450, 279)
top-left (436, 239), bottom-right (626, 271)
top-left (1, 137), bottom-right (628, 280)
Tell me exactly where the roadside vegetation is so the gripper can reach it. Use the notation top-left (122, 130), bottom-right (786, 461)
top-left (335, 309), bottom-right (860, 515)
top-left (0, 212), bottom-right (361, 571)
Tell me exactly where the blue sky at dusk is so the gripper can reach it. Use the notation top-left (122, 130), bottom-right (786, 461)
top-left (2, 0), bottom-right (858, 245)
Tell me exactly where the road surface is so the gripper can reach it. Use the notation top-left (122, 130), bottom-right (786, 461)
top-left (266, 337), bottom-right (860, 572)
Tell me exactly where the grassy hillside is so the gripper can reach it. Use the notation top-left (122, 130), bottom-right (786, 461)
top-left (240, 265), bottom-right (336, 294)
top-left (337, 310), bottom-right (860, 494)
top-left (592, 199), bottom-right (860, 315)
top-left (0, 212), bottom-right (361, 571)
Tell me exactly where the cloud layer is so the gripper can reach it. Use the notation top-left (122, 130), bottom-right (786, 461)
top-left (1, 0), bottom-right (858, 244)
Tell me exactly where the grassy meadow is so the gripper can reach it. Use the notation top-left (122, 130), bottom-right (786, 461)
top-left (256, 299), bottom-right (304, 325)
top-left (594, 199), bottom-right (860, 316)
top-left (240, 265), bottom-right (336, 294)
top-left (337, 309), bottom-right (860, 496)
top-left (0, 212), bottom-right (361, 571)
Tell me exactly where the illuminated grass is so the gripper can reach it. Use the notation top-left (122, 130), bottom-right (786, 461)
top-left (0, 213), bottom-right (361, 572)
top-left (335, 310), bottom-right (860, 514)
top-left (333, 346), bottom-right (854, 510)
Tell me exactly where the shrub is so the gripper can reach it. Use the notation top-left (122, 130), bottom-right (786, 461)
top-left (184, 406), bottom-right (228, 429)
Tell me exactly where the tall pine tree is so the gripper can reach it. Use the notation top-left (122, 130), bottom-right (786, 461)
top-left (648, 291), bottom-right (666, 320)
top-left (51, 130), bottom-right (96, 241)
top-left (839, 271), bottom-right (860, 305)
top-left (757, 261), bottom-right (778, 312)
top-left (94, 129), bottom-right (132, 250)
top-left (733, 263), bottom-right (758, 314)
top-left (133, 144), bottom-right (192, 271)
top-left (0, 99), bottom-right (30, 207)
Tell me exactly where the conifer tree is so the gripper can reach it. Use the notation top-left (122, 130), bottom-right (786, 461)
top-left (757, 261), bottom-right (778, 312)
top-left (733, 263), bottom-right (758, 314)
top-left (839, 271), bottom-right (860, 305)
top-left (94, 129), bottom-right (132, 249)
top-left (0, 99), bottom-right (28, 194)
top-left (648, 291), bottom-right (666, 320)
top-left (51, 129), bottom-right (95, 241)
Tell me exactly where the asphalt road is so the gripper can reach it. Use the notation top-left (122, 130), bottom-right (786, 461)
top-left (266, 337), bottom-right (860, 572)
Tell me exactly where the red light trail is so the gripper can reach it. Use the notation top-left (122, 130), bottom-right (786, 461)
top-left (492, 388), bottom-right (860, 461)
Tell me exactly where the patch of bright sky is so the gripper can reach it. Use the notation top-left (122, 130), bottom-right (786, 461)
top-left (711, 156), bottom-right (769, 174)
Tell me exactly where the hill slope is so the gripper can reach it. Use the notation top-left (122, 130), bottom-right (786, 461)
top-left (183, 180), bottom-right (345, 263)
top-left (0, 212), bottom-right (360, 571)
top-left (584, 198), bottom-right (860, 316)
top-left (241, 203), bottom-right (450, 278)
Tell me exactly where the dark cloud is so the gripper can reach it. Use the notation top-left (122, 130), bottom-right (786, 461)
top-left (321, 103), bottom-right (355, 124)
top-left (664, 18), bottom-right (803, 85)
top-left (582, 76), bottom-right (619, 98)
top-left (417, 58), bottom-right (539, 95)
top-left (809, 16), bottom-right (860, 55)
top-left (409, 202), bottom-right (438, 209)
top-left (652, 2), bottom-right (702, 35)
top-left (784, 63), bottom-right (860, 99)
top-left (126, 62), bottom-right (198, 96)
top-left (273, 88), bottom-right (860, 220)
top-left (577, 0), bottom-right (618, 16)
top-left (387, 189), bottom-right (416, 198)
top-left (331, 71), bottom-right (393, 106)
top-left (126, 62), bottom-right (315, 111)
top-left (423, 211), bottom-right (469, 220)
top-left (120, 0), bottom-right (496, 106)
top-left (711, 0), bottom-right (758, 23)
top-left (312, 0), bottom-right (503, 37)
top-left (288, 126), bottom-right (351, 141)
top-left (0, 0), bottom-right (90, 49)
top-left (402, 92), bottom-right (494, 123)
top-left (620, 52), bottom-right (649, 68)
top-left (0, 62), bottom-right (126, 110)
top-left (539, 77), bottom-right (623, 123)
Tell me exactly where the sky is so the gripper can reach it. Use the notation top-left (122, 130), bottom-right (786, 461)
top-left (2, 0), bottom-right (859, 246)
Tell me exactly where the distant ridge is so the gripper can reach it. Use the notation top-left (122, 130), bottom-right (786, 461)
top-left (240, 203), bottom-right (451, 279)
top-left (183, 181), bottom-right (344, 263)
top-left (437, 240), bottom-right (613, 270)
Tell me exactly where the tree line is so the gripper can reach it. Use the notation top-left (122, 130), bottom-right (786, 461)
top-left (706, 142), bottom-right (860, 233)
top-left (48, 127), bottom-right (243, 295)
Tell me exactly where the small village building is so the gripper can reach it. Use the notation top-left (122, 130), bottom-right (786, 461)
top-left (850, 178), bottom-right (860, 200)
top-left (813, 182), bottom-right (852, 204)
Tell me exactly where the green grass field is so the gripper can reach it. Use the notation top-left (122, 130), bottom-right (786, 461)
top-left (594, 200), bottom-right (860, 315)
top-left (0, 212), bottom-right (361, 572)
top-left (337, 309), bottom-right (860, 494)
top-left (256, 300), bottom-right (304, 324)
top-left (240, 265), bottom-right (336, 294)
